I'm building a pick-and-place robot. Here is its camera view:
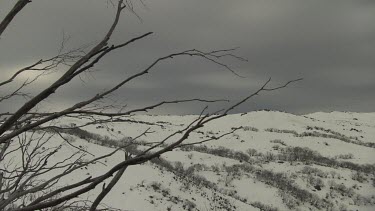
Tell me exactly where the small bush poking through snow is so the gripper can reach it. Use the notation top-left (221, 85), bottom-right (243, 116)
top-left (300, 166), bottom-right (328, 178)
top-left (251, 201), bottom-right (279, 211)
top-left (334, 153), bottom-right (354, 160)
top-left (242, 126), bottom-right (259, 132)
top-left (270, 139), bottom-right (287, 146)
top-left (150, 181), bottom-right (162, 191)
top-left (351, 171), bottom-right (368, 183)
top-left (246, 148), bottom-right (258, 157)
top-left (265, 128), bottom-right (298, 136)
top-left (187, 153), bottom-right (193, 160)
top-left (306, 175), bottom-right (325, 190)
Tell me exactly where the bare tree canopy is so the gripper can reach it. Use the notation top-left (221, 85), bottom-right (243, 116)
top-left (0, 1), bottom-right (300, 210)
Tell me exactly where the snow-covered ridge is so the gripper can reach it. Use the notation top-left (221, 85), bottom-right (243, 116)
top-left (65, 111), bottom-right (375, 210)
top-left (6, 111), bottom-right (375, 210)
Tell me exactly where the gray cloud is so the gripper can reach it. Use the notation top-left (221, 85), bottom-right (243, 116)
top-left (1, 0), bottom-right (374, 114)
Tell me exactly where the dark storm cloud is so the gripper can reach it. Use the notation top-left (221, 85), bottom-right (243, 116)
top-left (1, 0), bottom-right (374, 114)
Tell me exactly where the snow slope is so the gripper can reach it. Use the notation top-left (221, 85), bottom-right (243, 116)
top-left (4, 111), bottom-right (375, 210)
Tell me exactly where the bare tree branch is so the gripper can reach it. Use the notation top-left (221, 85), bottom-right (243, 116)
top-left (0, 0), bottom-right (31, 37)
top-left (0, 0), bottom-right (126, 136)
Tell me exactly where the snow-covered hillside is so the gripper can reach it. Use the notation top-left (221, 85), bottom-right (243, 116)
top-left (7, 111), bottom-right (375, 210)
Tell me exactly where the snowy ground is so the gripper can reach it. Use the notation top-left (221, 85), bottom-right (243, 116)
top-left (4, 111), bottom-right (375, 210)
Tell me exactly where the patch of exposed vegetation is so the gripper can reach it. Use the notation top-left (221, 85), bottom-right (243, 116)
top-left (278, 147), bottom-right (375, 174)
top-left (265, 128), bottom-right (298, 136)
top-left (264, 126), bottom-right (375, 148)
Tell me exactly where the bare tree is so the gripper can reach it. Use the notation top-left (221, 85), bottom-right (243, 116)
top-left (0, 1), bottom-right (301, 210)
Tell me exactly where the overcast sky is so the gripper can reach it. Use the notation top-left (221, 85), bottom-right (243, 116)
top-left (1, 0), bottom-right (374, 115)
